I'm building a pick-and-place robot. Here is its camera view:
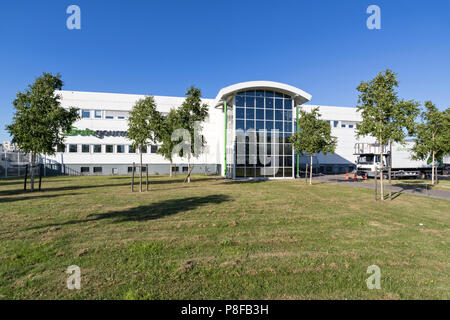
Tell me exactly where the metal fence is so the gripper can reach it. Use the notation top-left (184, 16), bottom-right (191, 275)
top-left (1, 151), bottom-right (80, 179)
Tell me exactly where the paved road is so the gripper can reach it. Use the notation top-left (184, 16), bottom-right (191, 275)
top-left (312, 174), bottom-right (450, 201)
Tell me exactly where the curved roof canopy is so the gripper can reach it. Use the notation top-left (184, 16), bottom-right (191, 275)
top-left (214, 81), bottom-right (312, 108)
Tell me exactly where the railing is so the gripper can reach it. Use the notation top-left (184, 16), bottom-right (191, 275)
top-left (1, 151), bottom-right (81, 178)
top-left (354, 143), bottom-right (389, 155)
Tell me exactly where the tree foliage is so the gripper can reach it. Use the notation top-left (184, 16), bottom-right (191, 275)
top-left (6, 72), bottom-right (79, 156)
top-left (289, 107), bottom-right (337, 156)
top-left (289, 107), bottom-right (337, 184)
top-left (175, 86), bottom-right (209, 157)
top-left (127, 96), bottom-right (160, 150)
top-left (173, 86), bottom-right (209, 182)
top-left (127, 96), bottom-right (161, 191)
top-left (356, 70), bottom-right (419, 143)
top-left (155, 108), bottom-right (178, 175)
top-left (411, 102), bottom-right (450, 184)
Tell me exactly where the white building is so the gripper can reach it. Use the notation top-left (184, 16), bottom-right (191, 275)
top-left (46, 81), bottom-right (366, 178)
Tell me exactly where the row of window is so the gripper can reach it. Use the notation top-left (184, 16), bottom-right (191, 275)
top-left (236, 108), bottom-right (293, 122)
top-left (58, 144), bottom-right (158, 154)
top-left (235, 156), bottom-right (294, 167)
top-left (235, 167), bottom-right (293, 178)
top-left (80, 109), bottom-right (128, 120)
top-left (235, 96), bottom-right (293, 110)
top-left (326, 120), bottom-right (355, 129)
top-left (79, 166), bottom-right (190, 174)
top-left (236, 90), bottom-right (291, 98)
top-left (236, 120), bottom-right (293, 133)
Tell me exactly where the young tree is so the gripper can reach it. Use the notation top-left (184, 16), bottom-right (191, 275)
top-left (127, 96), bottom-right (160, 192)
top-left (6, 72), bottom-right (79, 191)
top-left (174, 86), bottom-right (209, 183)
top-left (411, 102), bottom-right (450, 185)
top-left (356, 70), bottom-right (419, 200)
top-left (155, 109), bottom-right (178, 177)
top-left (289, 107), bottom-right (337, 185)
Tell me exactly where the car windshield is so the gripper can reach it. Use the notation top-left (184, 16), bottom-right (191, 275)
top-left (358, 155), bottom-right (374, 164)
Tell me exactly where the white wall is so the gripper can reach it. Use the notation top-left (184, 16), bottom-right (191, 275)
top-left (48, 90), bottom-right (225, 170)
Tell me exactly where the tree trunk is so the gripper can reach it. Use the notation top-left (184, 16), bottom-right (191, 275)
top-left (379, 138), bottom-right (384, 201)
top-left (169, 160), bottom-right (173, 177)
top-left (431, 151), bottom-right (435, 185)
top-left (139, 148), bottom-right (143, 192)
top-left (309, 155), bottom-right (313, 185)
top-left (30, 153), bottom-right (35, 192)
top-left (187, 155), bottom-right (191, 183)
top-left (389, 142), bottom-right (392, 200)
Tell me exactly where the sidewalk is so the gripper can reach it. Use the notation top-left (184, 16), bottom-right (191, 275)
top-left (314, 174), bottom-right (450, 201)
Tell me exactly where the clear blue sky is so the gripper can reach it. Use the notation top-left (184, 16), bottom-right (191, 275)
top-left (0, 0), bottom-right (449, 142)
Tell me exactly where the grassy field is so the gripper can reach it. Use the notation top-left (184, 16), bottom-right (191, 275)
top-left (0, 175), bottom-right (449, 300)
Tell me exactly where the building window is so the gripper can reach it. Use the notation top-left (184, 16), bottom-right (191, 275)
top-left (150, 145), bottom-right (158, 153)
top-left (93, 167), bottom-right (102, 173)
top-left (182, 166), bottom-right (188, 172)
top-left (80, 167), bottom-right (90, 173)
top-left (127, 166), bottom-right (136, 173)
top-left (94, 110), bottom-right (102, 119)
top-left (105, 145), bottom-right (114, 153)
top-left (105, 115), bottom-right (114, 119)
top-left (172, 166), bottom-right (179, 172)
top-left (81, 110), bottom-right (91, 118)
top-left (69, 144), bottom-right (78, 153)
top-left (93, 144), bottom-right (102, 153)
top-left (348, 124), bottom-right (354, 128)
top-left (82, 144), bottom-right (90, 153)
top-left (57, 145), bottom-right (66, 152)
top-left (231, 90), bottom-right (295, 179)
top-left (341, 124), bottom-right (346, 128)
top-left (117, 145), bottom-right (125, 153)
top-left (333, 121), bottom-right (339, 128)
top-left (141, 146), bottom-right (147, 153)
top-left (128, 146), bottom-right (136, 153)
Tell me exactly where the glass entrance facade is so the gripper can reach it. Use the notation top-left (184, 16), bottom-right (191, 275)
top-left (226, 90), bottom-right (295, 179)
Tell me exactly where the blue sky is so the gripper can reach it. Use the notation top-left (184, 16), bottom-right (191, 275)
top-left (0, 0), bottom-right (449, 141)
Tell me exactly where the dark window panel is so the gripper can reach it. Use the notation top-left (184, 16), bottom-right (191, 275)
top-left (275, 98), bottom-right (283, 109)
top-left (275, 110), bottom-right (283, 121)
top-left (255, 97), bottom-right (264, 108)
top-left (236, 107), bottom-right (245, 119)
top-left (246, 108), bottom-right (255, 119)
top-left (284, 100), bottom-right (292, 109)
top-left (256, 109), bottom-right (264, 119)
top-left (245, 97), bottom-right (255, 107)
top-left (235, 95), bottom-right (245, 107)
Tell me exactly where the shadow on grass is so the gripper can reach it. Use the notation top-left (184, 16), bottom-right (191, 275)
top-left (0, 176), bottom-right (219, 197)
top-left (109, 176), bottom-right (218, 184)
top-left (0, 182), bottom-right (132, 197)
top-left (27, 194), bottom-right (231, 230)
top-left (221, 178), bottom-right (268, 185)
top-left (0, 192), bottom-right (84, 204)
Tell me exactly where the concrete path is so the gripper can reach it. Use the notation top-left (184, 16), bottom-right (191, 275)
top-left (312, 174), bottom-right (450, 201)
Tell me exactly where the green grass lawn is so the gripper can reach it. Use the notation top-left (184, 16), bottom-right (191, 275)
top-left (0, 175), bottom-right (449, 300)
